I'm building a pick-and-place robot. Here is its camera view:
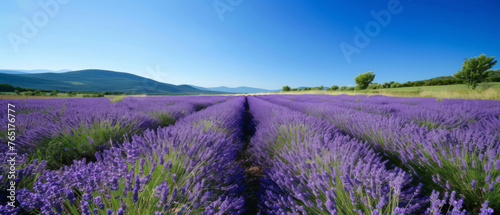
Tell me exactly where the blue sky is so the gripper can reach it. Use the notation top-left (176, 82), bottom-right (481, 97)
top-left (1, 0), bottom-right (499, 89)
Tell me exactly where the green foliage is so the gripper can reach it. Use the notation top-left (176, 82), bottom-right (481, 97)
top-left (390, 82), bottom-right (401, 88)
top-left (83, 93), bottom-right (105, 98)
top-left (149, 111), bottom-right (176, 127)
top-left (311, 85), bottom-right (324, 90)
top-left (0, 83), bottom-right (16, 92)
top-left (486, 70), bottom-right (500, 82)
top-left (30, 120), bottom-right (143, 170)
top-left (329, 85), bottom-right (339, 91)
top-left (110, 96), bottom-right (123, 103)
top-left (339, 86), bottom-right (348, 91)
top-left (15, 89), bottom-right (21, 95)
top-left (50, 90), bottom-right (59, 96)
top-left (354, 71), bottom-right (376, 90)
top-left (24, 91), bottom-right (34, 96)
top-left (368, 83), bottom-right (382, 89)
top-left (455, 54), bottom-right (497, 89)
top-left (34, 89), bottom-right (43, 96)
top-left (282, 85), bottom-right (291, 92)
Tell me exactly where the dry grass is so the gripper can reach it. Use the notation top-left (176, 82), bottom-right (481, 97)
top-left (265, 87), bottom-right (500, 100)
top-left (416, 88), bottom-right (500, 100)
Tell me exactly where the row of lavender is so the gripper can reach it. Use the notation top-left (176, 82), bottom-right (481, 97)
top-left (1, 96), bottom-right (229, 211)
top-left (256, 94), bottom-right (499, 214)
top-left (0, 96), bottom-right (227, 153)
top-left (248, 96), bottom-right (427, 214)
top-left (269, 94), bottom-right (500, 130)
top-left (0, 96), bottom-right (227, 170)
top-left (1, 96), bottom-right (247, 214)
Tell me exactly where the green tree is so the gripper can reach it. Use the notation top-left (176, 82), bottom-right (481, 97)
top-left (413, 81), bottom-right (425, 86)
top-left (14, 90), bottom-right (21, 95)
top-left (50, 90), bottom-right (59, 96)
top-left (368, 83), bottom-right (381, 89)
top-left (282, 86), bottom-right (291, 92)
top-left (330, 85), bottom-right (339, 91)
top-left (454, 54), bottom-right (497, 89)
top-left (34, 89), bottom-right (42, 96)
top-left (390, 82), bottom-right (401, 88)
top-left (354, 71), bottom-right (376, 90)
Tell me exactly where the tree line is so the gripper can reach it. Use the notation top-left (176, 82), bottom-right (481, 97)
top-left (283, 54), bottom-right (498, 92)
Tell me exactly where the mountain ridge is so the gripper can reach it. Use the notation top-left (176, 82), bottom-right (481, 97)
top-left (0, 69), bottom-right (218, 94)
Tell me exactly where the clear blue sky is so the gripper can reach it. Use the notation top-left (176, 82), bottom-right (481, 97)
top-left (1, 0), bottom-right (499, 89)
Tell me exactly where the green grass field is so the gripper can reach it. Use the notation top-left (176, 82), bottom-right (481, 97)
top-left (374, 82), bottom-right (500, 92)
top-left (274, 82), bottom-right (500, 100)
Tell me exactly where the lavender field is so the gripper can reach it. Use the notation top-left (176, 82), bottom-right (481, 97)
top-left (1, 95), bottom-right (499, 215)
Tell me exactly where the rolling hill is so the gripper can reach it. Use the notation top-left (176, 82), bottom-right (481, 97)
top-left (418, 69), bottom-right (500, 82)
top-left (0, 70), bottom-right (217, 94)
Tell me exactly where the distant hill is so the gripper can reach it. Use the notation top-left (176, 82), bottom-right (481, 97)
top-left (0, 70), bottom-right (217, 94)
top-left (190, 85), bottom-right (277, 94)
top-left (418, 69), bottom-right (500, 82)
top-left (16, 69), bottom-right (72, 73)
top-left (0, 70), bottom-right (28, 74)
top-left (0, 69), bottom-right (71, 74)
